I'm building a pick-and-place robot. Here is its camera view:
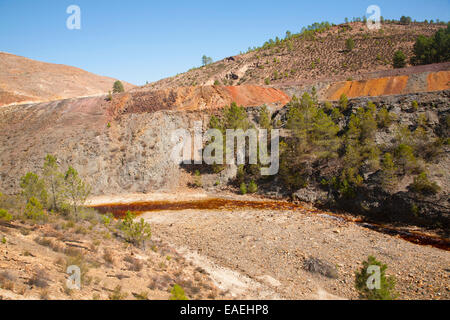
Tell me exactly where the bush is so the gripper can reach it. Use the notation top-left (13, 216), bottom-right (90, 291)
top-left (345, 38), bottom-right (355, 51)
top-left (119, 211), bottom-right (152, 247)
top-left (193, 170), bottom-right (202, 188)
top-left (202, 55), bottom-right (213, 66)
top-left (338, 94), bottom-right (348, 112)
top-left (258, 105), bottom-right (272, 130)
top-left (399, 16), bottom-right (412, 25)
top-left (410, 172), bottom-right (440, 195)
top-left (355, 256), bottom-right (397, 300)
top-left (411, 23), bottom-right (450, 65)
top-left (20, 172), bottom-right (47, 207)
top-left (240, 183), bottom-right (247, 195)
top-left (112, 81), bottom-right (125, 93)
top-left (64, 167), bottom-right (91, 214)
top-left (393, 50), bottom-right (407, 68)
top-left (376, 107), bottom-right (395, 128)
top-left (381, 153), bottom-right (397, 188)
top-left (24, 197), bottom-right (47, 222)
top-left (43, 154), bottom-right (64, 211)
top-left (248, 181), bottom-right (258, 194)
top-left (394, 143), bottom-right (418, 174)
top-left (169, 284), bottom-right (188, 300)
top-left (0, 209), bottom-right (13, 222)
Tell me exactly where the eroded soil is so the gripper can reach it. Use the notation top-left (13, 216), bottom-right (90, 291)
top-left (90, 193), bottom-right (450, 300)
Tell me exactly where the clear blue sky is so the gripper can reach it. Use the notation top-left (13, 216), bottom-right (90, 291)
top-left (1, 0), bottom-right (449, 85)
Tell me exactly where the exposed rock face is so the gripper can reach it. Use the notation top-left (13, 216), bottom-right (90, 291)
top-left (280, 63), bottom-right (450, 101)
top-left (125, 85), bottom-right (290, 112)
top-left (0, 85), bottom-right (288, 195)
top-left (0, 87), bottom-right (448, 229)
top-left (0, 52), bottom-right (135, 107)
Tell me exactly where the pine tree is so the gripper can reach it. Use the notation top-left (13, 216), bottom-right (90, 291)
top-left (43, 154), bottom-right (64, 211)
top-left (113, 81), bottom-right (125, 93)
top-left (64, 167), bottom-right (91, 213)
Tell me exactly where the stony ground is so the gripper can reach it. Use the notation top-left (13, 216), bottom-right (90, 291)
top-left (0, 211), bottom-right (225, 300)
top-left (1, 192), bottom-right (449, 300)
top-left (134, 194), bottom-right (450, 300)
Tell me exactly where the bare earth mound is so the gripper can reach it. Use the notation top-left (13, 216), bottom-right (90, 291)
top-left (0, 52), bottom-right (135, 107)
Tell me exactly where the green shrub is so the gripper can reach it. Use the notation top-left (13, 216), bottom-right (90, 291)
top-left (380, 153), bottom-right (397, 188)
top-left (331, 107), bottom-right (344, 122)
top-left (112, 81), bottom-right (125, 93)
top-left (399, 16), bottom-right (412, 25)
top-left (394, 144), bottom-right (418, 173)
top-left (393, 50), bottom-right (407, 68)
top-left (0, 209), bottom-right (13, 222)
top-left (338, 93), bottom-right (348, 112)
top-left (43, 154), bottom-right (64, 212)
top-left (202, 55), bottom-right (213, 66)
top-left (258, 105), bottom-right (272, 130)
top-left (193, 170), bottom-right (202, 188)
top-left (20, 172), bottom-right (47, 207)
top-left (248, 181), bottom-right (258, 194)
top-left (24, 197), bottom-right (47, 222)
top-left (169, 284), bottom-right (188, 300)
top-left (355, 256), bottom-right (397, 300)
top-left (376, 107), bottom-right (395, 128)
top-left (345, 38), bottom-right (355, 51)
top-left (119, 211), bottom-right (152, 247)
top-left (410, 172), bottom-right (441, 195)
top-left (240, 183), bottom-right (247, 195)
top-left (411, 100), bottom-right (419, 111)
top-left (109, 285), bottom-right (128, 300)
top-left (64, 167), bottom-right (91, 214)
top-left (323, 101), bottom-right (333, 112)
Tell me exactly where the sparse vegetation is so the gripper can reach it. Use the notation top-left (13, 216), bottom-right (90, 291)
top-left (345, 38), bottom-right (355, 51)
top-left (170, 284), bottom-right (188, 300)
top-left (410, 172), bottom-right (441, 195)
top-left (118, 211), bottom-right (152, 247)
top-left (393, 50), bottom-right (407, 68)
top-left (240, 183), bottom-right (247, 195)
top-left (202, 55), bottom-right (213, 66)
top-left (355, 256), bottom-right (397, 300)
top-left (112, 81), bottom-right (125, 93)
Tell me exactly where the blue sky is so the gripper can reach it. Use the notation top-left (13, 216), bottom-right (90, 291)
top-left (1, 0), bottom-right (449, 85)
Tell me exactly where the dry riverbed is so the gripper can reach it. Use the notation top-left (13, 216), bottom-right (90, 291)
top-left (106, 192), bottom-right (449, 300)
top-left (2, 192), bottom-right (448, 300)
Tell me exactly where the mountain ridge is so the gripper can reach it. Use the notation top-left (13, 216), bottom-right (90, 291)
top-left (0, 52), bottom-right (135, 107)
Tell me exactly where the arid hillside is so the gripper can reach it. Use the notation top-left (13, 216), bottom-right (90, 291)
top-left (0, 52), bottom-right (135, 107)
top-left (149, 22), bottom-right (445, 90)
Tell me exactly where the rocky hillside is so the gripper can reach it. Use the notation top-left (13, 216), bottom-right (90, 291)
top-left (0, 52), bottom-right (135, 107)
top-left (0, 87), bottom-right (448, 231)
top-left (149, 22), bottom-right (445, 89)
top-left (0, 84), bottom-right (289, 195)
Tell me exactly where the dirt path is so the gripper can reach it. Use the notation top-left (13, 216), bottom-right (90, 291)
top-left (91, 193), bottom-right (450, 300)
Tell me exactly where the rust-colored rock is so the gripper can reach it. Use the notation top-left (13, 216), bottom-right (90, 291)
top-left (326, 71), bottom-right (450, 100)
top-left (328, 76), bottom-right (409, 100)
top-left (113, 85), bottom-right (290, 116)
top-left (427, 71), bottom-right (450, 92)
